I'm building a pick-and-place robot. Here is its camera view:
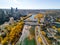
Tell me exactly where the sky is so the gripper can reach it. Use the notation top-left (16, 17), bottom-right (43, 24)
top-left (0, 0), bottom-right (60, 9)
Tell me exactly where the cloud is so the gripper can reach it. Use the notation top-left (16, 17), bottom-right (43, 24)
top-left (12, 0), bottom-right (21, 5)
top-left (0, 0), bottom-right (60, 9)
top-left (9, 0), bottom-right (21, 8)
top-left (8, 0), bottom-right (34, 9)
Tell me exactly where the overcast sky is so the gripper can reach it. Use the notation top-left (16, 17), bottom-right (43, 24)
top-left (0, 0), bottom-right (60, 9)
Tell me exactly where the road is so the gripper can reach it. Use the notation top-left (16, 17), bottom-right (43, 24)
top-left (47, 28), bottom-right (54, 37)
top-left (35, 26), bottom-right (49, 45)
top-left (16, 25), bottom-right (31, 45)
top-left (40, 32), bottom-right (49, 45)
top-left (24, 22), bottom-right (43, 26)
top-left (16, 23), bottom-right (49, 45)
top-left (35, 26), bottom-right (41, 45)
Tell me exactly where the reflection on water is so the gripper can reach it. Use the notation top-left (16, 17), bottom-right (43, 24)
top-left (29, 15), bottom-right (37, 21)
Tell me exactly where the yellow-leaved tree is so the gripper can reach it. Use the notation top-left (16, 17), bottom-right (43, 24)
top-left (34, 13), bottom-right (44, 23)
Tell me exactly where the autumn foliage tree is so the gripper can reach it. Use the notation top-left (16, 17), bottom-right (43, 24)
top-left (34, 13), bottom-right (44, 23)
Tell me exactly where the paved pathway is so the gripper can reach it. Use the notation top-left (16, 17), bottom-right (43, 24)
top-left (16, 25), bottom-right (31, 45)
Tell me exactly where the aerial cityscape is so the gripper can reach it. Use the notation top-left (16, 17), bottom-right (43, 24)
top-left (0, 0), bottom-right (60, 45)
top-left (0, 8), bottom-right (60, 45)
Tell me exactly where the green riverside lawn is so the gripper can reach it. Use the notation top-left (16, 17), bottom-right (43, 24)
top-left (20, 37), bottom-right (36, 45)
